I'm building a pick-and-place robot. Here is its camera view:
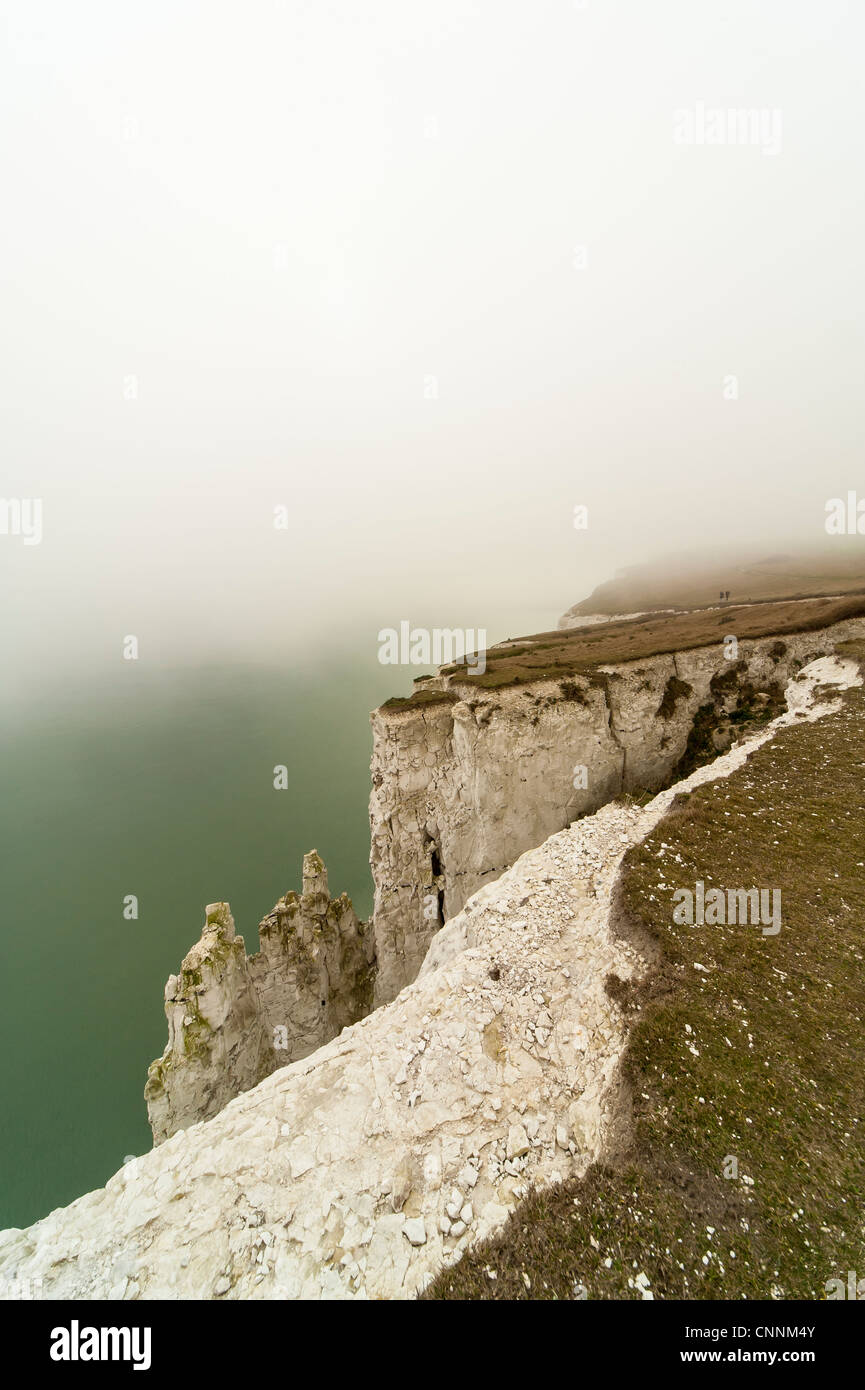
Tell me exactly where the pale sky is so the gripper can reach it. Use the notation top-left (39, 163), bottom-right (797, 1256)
top-left (2, 1), bottom-right (863, 696)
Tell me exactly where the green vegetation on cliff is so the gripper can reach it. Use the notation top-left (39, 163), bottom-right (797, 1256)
top-left (380, 596), bottom-right (865, 711)
top-left (426, 679), bottom-right (865, 1299)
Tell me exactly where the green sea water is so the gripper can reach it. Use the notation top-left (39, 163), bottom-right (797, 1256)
top-left (0, 654), bottom-right (398, 1230)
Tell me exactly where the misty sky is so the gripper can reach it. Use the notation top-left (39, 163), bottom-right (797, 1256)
top-left (2, 1), bottom-right (864, 696)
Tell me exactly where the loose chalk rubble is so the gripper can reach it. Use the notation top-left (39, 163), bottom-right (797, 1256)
top-left (0, 657), bottom-right (856, 1300)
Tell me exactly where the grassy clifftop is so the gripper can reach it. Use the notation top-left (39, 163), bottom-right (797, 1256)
top-left (379, 595), bottom-right (865, 714)
top-left (425, 675), bottom-right (865, 1299)
top-left (431, 594), bottom-right (865, 698)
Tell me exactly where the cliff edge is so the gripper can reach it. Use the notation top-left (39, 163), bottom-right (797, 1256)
top-left (0, 653), bottom-right (858, 1299)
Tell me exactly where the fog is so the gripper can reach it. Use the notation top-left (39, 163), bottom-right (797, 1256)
top-left (2, 0), bottom-right (863, 699)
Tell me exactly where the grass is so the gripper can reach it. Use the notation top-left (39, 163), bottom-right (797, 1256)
top-left (379, 690), bottom-right (459, 713)
top-left (423, 681), bottom-right (865, 1299)
top-left (377, 595), bottom-right (865, 713)
top-left (434, 596), bottom-right (865, 698)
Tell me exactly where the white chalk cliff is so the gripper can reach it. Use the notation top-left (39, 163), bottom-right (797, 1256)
top-left (367, 610), bottom-right (865, 1002)
top-left (0, 646), bottom-right (860, 1300)
top-left (142, 607), bottom-right (865, 1145)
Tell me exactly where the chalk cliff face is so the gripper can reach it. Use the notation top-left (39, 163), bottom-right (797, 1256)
top-left (2, 654), bottom-right (858, 1300)
top-left (248, 853), bottom-right (374, 1066)
top-left (144, 902), bottom-right (275, 1145)
top-left (145, 853), bottom-right (373, 1143)
top-left (368, 615), bottom-right (865, 1005)
top-left (140, 610), bottom-right (865, 1142)
top-left (0, 787), bottom-right (657, 1300)
top-left (368, 683), bottom-right (621, 1005)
